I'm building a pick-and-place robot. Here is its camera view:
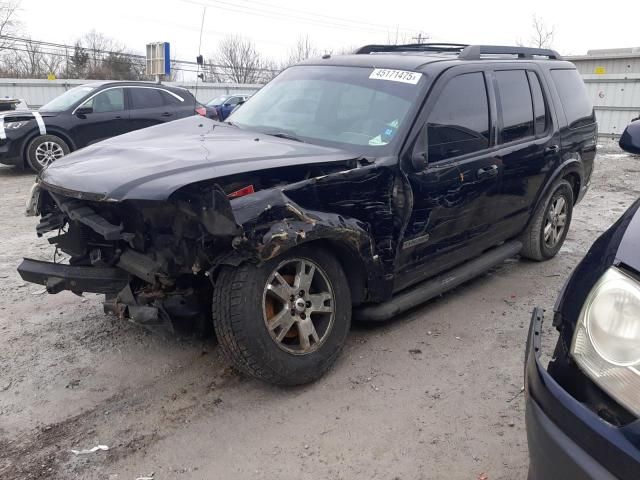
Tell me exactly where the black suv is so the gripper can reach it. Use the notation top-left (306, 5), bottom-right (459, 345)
top-left (18, 44), bottom-right (597, 385)
top-left (0, 81), bottom-right (202, 172)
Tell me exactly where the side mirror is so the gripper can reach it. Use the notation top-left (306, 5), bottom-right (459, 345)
top-left (619, 120), bottom-right (640, 155)
top-left (75, 106), bottom-right (93, 116)
top-left (411, 126), bottom-right (429, 171)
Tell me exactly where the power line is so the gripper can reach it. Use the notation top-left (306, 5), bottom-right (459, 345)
top-left (180, 0), bottom-right (419, 36)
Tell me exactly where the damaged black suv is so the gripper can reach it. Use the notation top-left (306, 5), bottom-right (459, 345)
top-left (19, 44), bottom-right (597, 385)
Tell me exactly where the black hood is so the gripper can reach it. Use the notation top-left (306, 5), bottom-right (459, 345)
top-left (40, 115), bottom-right (357, 201)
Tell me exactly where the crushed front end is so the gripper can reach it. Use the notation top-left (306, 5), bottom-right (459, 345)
top-left (19, 181), bottom-right (239, 333)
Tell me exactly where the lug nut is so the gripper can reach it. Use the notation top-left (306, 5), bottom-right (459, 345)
top-left (300, 313), bottom-right (306, 320)
top-left (299, 290), bottom-right (305, 297)
top-left (290, 295), bottom-right (295, 301)
top-left (290, 310), bottom-right (296, 316)
top-left (306, 301), bottom-right (311, 308)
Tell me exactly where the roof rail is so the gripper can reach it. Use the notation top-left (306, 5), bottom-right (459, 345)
top-left (458, 45), bottom-right (562, 60)
top-left (356, 43), bottom-right (469, 55)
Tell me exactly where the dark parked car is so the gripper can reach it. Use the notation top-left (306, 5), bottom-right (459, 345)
top-left (204, 94), bottom-right (250, 120)
top-left (19, 44), bottom-right (597, 385)
top-left (0, 97), bottom-right (28, 111)
top-left (526, 121), bottom-right (640, 479)
top-left (0, 81), bottom-right (204, 172)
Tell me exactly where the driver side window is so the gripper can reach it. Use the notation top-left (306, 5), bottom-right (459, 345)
top-left (82, 88), bottom-right (125, 113)
top-left (426, 72), bottom-right (490, 162)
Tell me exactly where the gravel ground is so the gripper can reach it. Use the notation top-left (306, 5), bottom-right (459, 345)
top-left (0, 141), bottom-right (638, 480)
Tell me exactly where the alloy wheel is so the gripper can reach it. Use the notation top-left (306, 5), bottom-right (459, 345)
top-left (543, 196), bottom-right (567, 248)
top-left (262, 258), bottom-right (335, 355)
top-left (34, 141), bottom-right (65, 167)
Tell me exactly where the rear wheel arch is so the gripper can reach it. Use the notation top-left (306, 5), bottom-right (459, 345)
top-left (562, 171), bottom-right (581, 205)
top-left (532, 159), bottom-right (584, 216)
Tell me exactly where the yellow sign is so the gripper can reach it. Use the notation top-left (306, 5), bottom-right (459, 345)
top-left (47, 73), bottom-right (56, 80)
top-left (594, 66), bottom-right (606, 75)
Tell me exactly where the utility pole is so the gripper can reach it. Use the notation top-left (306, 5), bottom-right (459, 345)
top-left (412, 32), bottom-right (429, 44)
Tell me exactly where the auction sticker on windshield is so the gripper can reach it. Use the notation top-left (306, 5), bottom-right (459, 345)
top-left (369, 69), bottom-right (422, 84)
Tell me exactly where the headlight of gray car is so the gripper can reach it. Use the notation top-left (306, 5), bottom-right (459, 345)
top-left (571, 267), bottom-right (640, 417)
top-left (4, 120), bottom-right (29, 130)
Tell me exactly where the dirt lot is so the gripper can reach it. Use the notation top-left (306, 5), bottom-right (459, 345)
top-left (0, 141), bottom-right (637, 480)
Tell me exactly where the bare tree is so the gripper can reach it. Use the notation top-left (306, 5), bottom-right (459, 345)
top-left (285, 35), bottom-right (318, 66)
top-left (207, 35), bottom-right (271, 84)
top-left (518, 15), bottom-right (555, 49)
top-left (0, 0), bottom-right (21, 52)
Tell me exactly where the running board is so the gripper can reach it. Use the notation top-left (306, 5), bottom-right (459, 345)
top-left (354, 240), bottom-right (522, 322)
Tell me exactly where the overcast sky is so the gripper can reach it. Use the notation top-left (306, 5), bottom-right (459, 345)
top-left (18, 0), bottom-right (640, 76)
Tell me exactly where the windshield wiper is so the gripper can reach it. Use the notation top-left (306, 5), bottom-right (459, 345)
top-left (266, 132), bottom-right (305, 143)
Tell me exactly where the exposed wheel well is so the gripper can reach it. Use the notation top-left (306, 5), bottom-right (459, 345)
top-left (562, 172), bottom-right (581, 204)
top-left (304, 239), bottom-right (368, 306)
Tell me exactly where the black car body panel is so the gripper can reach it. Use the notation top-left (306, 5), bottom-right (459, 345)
top-left (0, 81), bottom-right (199, 168)
top-left (525, 199), bottom-right (640, 479)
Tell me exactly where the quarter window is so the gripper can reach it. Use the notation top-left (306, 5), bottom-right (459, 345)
top-left (130, 88), bottom-right (166, 109)
top-left (426, 72), bottom-right (490, 162)
top-left (495, 70), bottom-right (534, 143)
top-left (527, 71), bottom-right (548, 135)
top-left (550, 69), bottom-right (595, 129)
top-left (84, 88), bottom-right (124, 113)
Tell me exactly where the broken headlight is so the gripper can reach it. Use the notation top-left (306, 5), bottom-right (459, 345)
top-left (571, 267), bottom-right (640, 417)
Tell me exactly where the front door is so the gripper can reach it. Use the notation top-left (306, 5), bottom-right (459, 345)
top-left (71, 87), bottom-right (129, 147)
top-left (396, 70), bottom-right (504, 291)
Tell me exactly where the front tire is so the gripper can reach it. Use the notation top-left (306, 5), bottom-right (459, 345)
top-left (212, 246), bottom-right (351, 385)
top-left (26, 135), bottom-right (70, 172)
top-left (520, 179), bottom-right (574, 261)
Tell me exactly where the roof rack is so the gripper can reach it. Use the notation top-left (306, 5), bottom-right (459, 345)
top-left (355, 43), bottom-right (469, 55)
top-left (458, 45), bottom-right (562, 60)
top-left (355, 43), bottom-right (563, 60)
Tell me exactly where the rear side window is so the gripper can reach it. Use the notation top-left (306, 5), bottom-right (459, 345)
top-left (130, 88), bottom-right (166, 109)
top-left (159, 90), bottom-right (183, 105)
top-left (495, 70), bottom-right (534, 143)
top-left (550, 69), bottom-right (595, 129)
top-left (426, 72), bottom-right (490, 162)
top-left (527, 72), bottom-right (547, 135)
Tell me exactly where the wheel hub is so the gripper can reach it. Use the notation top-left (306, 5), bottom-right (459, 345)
top-left (293, 297), bottom-right (307, 313)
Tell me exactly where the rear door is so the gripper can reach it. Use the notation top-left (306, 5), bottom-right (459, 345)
top-left (491, 67), bottom-right (562, 237)
top-left (127, 87), bottom-right (179, 131)
top-left (71, 87), bottom-right (129, 147)
top-left (396, 68), bottom-right (505, 290)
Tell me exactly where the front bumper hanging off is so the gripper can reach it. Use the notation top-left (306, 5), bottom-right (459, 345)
top-left (17, 258), bottom-right (129, 294)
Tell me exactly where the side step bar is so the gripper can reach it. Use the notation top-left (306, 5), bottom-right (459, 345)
top-left (354, 240), bottom-right (522, 322)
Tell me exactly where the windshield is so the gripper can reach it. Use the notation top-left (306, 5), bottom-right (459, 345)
top-left (207, 95), bottom-right (231, 106)
top-left (40, 85), bottom-right (96, 112)
top-left (228, 65), bottom-right (425, 154)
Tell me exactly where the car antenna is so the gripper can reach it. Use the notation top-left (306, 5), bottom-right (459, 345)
top-left (195, 6), bottom-right (207, 113)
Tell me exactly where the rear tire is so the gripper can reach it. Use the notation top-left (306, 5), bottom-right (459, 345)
top-left (26, 135), bottom-right (70, 172)
top-left (520, 179), bottom-right (574, 261)
top-left (212, 246), bottom-right (351, 385)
